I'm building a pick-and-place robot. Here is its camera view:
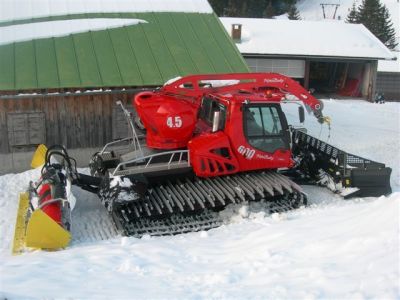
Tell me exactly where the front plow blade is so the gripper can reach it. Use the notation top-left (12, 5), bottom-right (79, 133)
top-left (12, 193), bottom-right (71, 254)
top-left (12, 192), bottom-right (30, 255)
top-left (25, 210), bottom-right (71, 250)
top-left (31, 144), bottom-right (48, 169)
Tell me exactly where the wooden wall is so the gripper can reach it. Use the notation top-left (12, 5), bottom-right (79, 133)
top-left (0, 91), bottom-right (135, 154)
top-left (377, 73), bottom-right (400, 101)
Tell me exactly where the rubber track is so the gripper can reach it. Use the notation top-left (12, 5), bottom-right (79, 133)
top-left (115, 196), bottom-right (304, 237)
top-left (115, 210), bottom-right (224, 237)
top-left (99, 171), bottom-right (305, 237)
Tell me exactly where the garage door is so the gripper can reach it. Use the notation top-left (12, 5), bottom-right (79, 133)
top-left (245, 58), bottom-right (305, 78)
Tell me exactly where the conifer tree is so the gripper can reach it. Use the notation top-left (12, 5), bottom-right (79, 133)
top-left (345, 0), bottom-right (398, 50)
top-left (264, 1), bottom-right (275, 18)
top-left (209, 0), bottom-right (299, 18)
top-left (378, 5), bottom-right (398, 49)
top-left (240, 1), bottom-right (248, 17)
top-left (208, 0), bottom-right (229, 16)
top-left (346, 2), bottom-right (358, 23)
top-left (287, 3), bottom-right (301, 20)
top-left (224, 0), bottom-right (241, 17)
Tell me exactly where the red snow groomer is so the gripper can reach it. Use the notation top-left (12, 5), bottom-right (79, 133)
top-left (91, 73), bottom-right (391, 236)
top-left (13, 73), bottom-right (392, 253)
top-left (134, 73), bottom-right (324, 175)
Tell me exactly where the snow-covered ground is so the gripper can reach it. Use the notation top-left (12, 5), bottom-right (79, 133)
top-left (0, 99), bottom-right (399, 299)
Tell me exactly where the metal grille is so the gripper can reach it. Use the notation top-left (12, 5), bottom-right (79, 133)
top-left (293, 129), bottom-right (385, 169)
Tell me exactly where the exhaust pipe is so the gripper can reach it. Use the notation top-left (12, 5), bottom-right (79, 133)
top-left (212, 111), bottom-right (220, 133)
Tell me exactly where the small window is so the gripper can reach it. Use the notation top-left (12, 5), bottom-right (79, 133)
top-left (179, 82), bottom-right (195, 89)
top-left (199, 97), bottom-right (213, 122)
top-left (199, 97), bottom-right (226, 131)
top-left (7, 112), bottom-right (46, 147)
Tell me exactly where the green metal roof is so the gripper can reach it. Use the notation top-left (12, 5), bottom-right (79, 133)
top-left (0, 12), bottom-right (249, 91)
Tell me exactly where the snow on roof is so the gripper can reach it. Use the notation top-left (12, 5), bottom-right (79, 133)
top-left (378, 51), bottom-right (400, 73)
top-left (220, 17), bottom-right (395, 60)
top-left (0, 0), bottom-right (213, 23)
top-left (0, 19), bottom-right (146, 46)
top-left (0, 0), bottom-right (213, 46)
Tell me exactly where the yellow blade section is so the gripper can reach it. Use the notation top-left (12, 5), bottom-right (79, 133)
top-left (31, 144), bottom-right (48, 169)
top-left (12, 192), bottom-right (30, 255)
top-left (25, 209), bottom-right (71, 250)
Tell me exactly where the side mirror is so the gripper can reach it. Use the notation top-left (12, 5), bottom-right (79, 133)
top-left (212, 111), bottom-right (221, 133)
top-left (298, 106), bottom-right (305, 123)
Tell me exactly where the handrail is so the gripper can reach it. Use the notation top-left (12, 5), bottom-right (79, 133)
top-left (117, 101), bottom-right (143, 158)
top-left (99, 101), bottom-right (145, 157)
top-left (99, 137), bottom-right (134, 155)
top-left (112, 150), bottom-right (189, 176)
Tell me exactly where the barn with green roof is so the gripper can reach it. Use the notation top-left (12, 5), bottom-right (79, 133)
top-left (0, 0), bottom-right (248, 173)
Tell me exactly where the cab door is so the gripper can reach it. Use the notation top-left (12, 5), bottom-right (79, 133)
top-left (228, 103), bottom-right (293, 171)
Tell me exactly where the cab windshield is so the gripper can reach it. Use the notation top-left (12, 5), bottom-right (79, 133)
top-left (244, 105), bottom-right (289, 153)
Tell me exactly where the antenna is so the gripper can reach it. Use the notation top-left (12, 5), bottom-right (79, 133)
top-left (320, 3), bottom-right (341, 19)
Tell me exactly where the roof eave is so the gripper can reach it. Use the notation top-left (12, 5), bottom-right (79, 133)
top-left (241, 52), bottom-right (395, 61)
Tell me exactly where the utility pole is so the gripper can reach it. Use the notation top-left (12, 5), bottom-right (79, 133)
top-left (320, 3), bottom-right (340, 19)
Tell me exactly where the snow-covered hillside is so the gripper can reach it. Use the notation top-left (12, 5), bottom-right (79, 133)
top-left (297, 0), bottom-right (399, 48)
top-left (0, 99), bottom-right (399, 299)
top-left (297, 0), bottom-right (399, 25)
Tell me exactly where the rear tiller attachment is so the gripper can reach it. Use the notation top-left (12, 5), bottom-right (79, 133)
top-left (291, 129), bottom-right (392, 198)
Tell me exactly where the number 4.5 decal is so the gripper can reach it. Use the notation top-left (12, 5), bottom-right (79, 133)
top-left (166, 116), bottom-right (183, 128)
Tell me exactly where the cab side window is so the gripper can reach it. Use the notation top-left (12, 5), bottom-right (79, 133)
top-left (199, 97), bottom-right (226, 131)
